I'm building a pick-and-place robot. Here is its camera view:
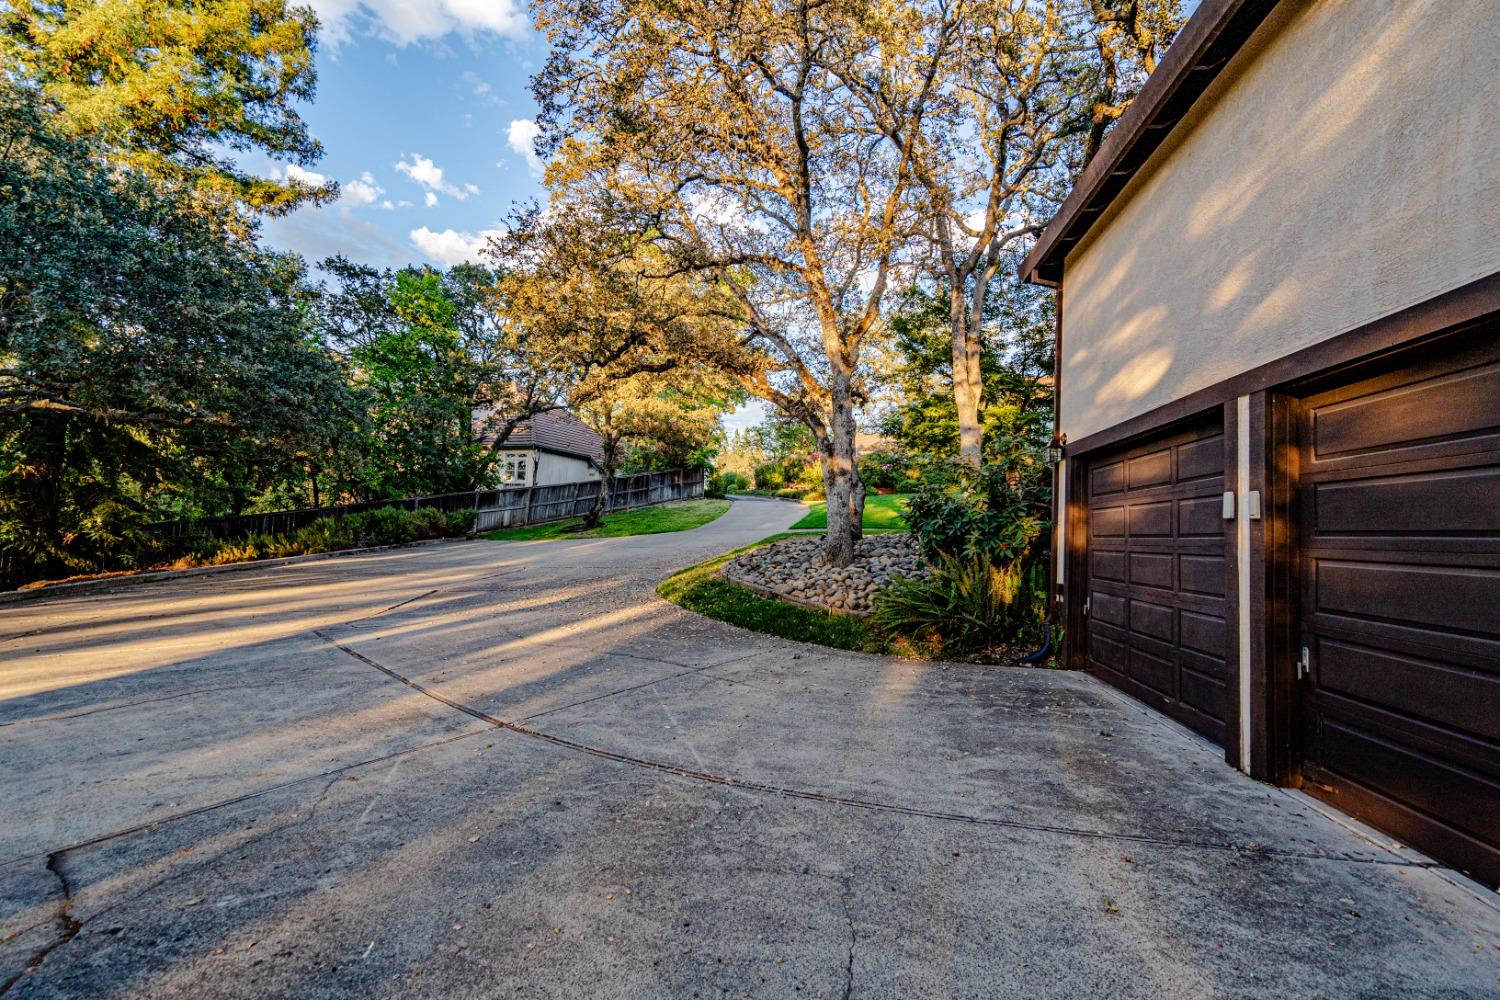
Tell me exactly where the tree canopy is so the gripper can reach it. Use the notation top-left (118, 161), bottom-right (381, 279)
top-left (1, 0), bottom-right (330, 221)
top-left (0, 88), bottom-right (345, 575)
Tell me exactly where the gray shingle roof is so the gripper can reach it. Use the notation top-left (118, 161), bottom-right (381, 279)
top-left (481, 408), bottom-right (605, 463)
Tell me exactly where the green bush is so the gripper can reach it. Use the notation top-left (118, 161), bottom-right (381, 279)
top-left (711, 471), bottom-right (749, 496)
top-left (753, 462), bottom-right (788, 490)
top-left (872, 554), bottom-right (1046, 654)
top-left (294, 516), bottom-right (356, 553)
top-left (409, 506), bottom-right (447, 540)
top-left (349, 506), bottom-right (414, 546)
top-left (444, 509), bottom-right (477, 536)
top-left (904, 458), bottom-right (1048, 564)
top-left (857, 450), bottom-right (909, 490)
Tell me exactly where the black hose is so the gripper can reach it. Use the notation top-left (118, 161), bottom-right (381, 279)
top-left (1017, 621), bottom-right (1052, 665)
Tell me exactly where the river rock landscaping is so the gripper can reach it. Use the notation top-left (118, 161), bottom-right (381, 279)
top-left (722, 533), bottom-right (931, 615)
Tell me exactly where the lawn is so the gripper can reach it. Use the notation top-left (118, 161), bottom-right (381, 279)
top-left (657, 533), bottom-right (888, 654)
top-left (790, 492), bottom-right (910, 531)
top-left (482, 498), bottom-right (730, 541)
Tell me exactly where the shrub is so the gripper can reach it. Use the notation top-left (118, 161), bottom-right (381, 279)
top-left (294, 516), bottom-right (356, 553)
top-left (714, 471), bottom-right (749, 494)
top-left (903, 458), bottom-right (1048, 564)
top-left (409, 506), bottom-right (447, 540)
top-left (351, 506), bottom-right (416, 546)
top-left (753, 462), bottom-right (787, 490)
top-left (444, 509), bottom-right (476, 536)
top-left (872, 554), bottom-right (1046, 654)
top-left (857, 450), bottom-right (908, 490)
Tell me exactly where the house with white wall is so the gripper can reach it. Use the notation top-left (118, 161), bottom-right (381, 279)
top-left (476, 408), bottom-right (604, 487)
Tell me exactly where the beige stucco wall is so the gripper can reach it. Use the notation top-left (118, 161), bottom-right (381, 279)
top-left (535, 451), bottom-right (599, 485)
top-left (1060, 0), bottom-right (1500, 442)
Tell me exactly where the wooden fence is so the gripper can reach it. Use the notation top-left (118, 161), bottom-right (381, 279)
top-left (1, 469), bottom-right (705, 591)
top-left (472, 469), bottom-right (705, 532)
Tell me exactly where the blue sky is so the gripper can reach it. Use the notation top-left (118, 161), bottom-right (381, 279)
top-left (260, 1), bottom-right (768, 431)
top-left (256, 0), bottom-right (547, 271)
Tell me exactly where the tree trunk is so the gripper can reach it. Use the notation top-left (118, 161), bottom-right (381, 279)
top-left (821, 373), bottom-right (859, 566)
top-left (848, 456), bottom-right (865, 543)
top-left (951, 288), bottom-right (985, 465)
top-left (580, 468), bottom-right (611, 530)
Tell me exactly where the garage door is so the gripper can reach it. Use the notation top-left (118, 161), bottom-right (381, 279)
top-left (1298, 334), bottom-right (1500, 886)
top-left (1084, 418), bottom-right (1232, 745)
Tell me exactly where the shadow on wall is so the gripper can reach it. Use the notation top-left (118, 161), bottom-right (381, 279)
top-left (1061, 0), bottom-right (1498, 439)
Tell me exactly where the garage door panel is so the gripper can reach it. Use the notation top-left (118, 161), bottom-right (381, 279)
top-left (1176, 435), bottom-right (1224, 481)
top-left (1178, 496), bottom-right (1223, 536)
top-left (1085, 417), bottom-right (1230, 746)
top-left (1091, 506), bottom-right (1125, 537)
top-left (1180, 554), bottom-right (1226, 596)
top-left (1090, 590), bottom-right (1128, 627)
top-left (1179, 666), bottom-right (1226, 719)
top-left (1128, 648), bottom-right (1176, 696)
top-left (1180, 610), bottom-right (1227, 657)
top-left (1127, 449), bottom-right (1173, 489)
top-left (1305, 612), bottom-right (1500, 675)
top-left (1313, 560), bottom-right (1500, 636)
top-left (1316, 721), bottom-right (1500, 846)
top-left (1309, 360), bottom-right (1500, 459)
top-left (1090, 549), bottom-right (1127, 583)
top-left (1128, 500), bottom-right (1174, 536)
top-left (1091, 460), bottom-right (1126, 496)
top-left (1317, 639), bottom-right (1500, 743)
top-left (1299, 334), bottom-right (1500, 888)
top-left (1314, 466), bottom-right (1500, 534)
top-left (1129, 600), bottom-right (1175, 642)
top-left (1128, 552), bottom-right (1174, 589)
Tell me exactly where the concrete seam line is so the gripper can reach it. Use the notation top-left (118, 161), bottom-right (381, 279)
top-left (318, 633), bottom-right (1438, 869)
top-left (0, 727), bottom-right (491, 871)
top-left (0, 538), bottom-right (467, 607)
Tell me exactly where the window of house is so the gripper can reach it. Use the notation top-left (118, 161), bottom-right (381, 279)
top-left (499, 453), bottom-right (529, 484)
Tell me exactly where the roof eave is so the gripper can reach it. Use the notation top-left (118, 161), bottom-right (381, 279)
top-left (1021, 0), bottom-right (1283, 288)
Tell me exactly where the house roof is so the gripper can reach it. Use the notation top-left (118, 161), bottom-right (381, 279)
top-left (481, 408), bottom-right (605, 463)
top-left (1020, 0), bottom-right (1282, 288)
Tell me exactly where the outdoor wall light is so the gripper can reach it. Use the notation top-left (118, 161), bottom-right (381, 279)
top-left (1046, 433), bottom-right (1066, 467)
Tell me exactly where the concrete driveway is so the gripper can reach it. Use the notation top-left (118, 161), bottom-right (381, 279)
top-left (2, 497), bottom-right (1497, 998)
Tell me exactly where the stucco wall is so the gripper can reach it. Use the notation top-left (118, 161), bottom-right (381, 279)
top-left (1060, 0), bottom-right (1500, 442)
top-left (535, 451), bottom-right (599, 485)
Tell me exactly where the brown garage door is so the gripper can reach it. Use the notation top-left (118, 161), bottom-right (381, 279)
top-left (1298, 333), bottom-right (1500, 887)
top-left (1084, 417), bottom-right (1232, 745)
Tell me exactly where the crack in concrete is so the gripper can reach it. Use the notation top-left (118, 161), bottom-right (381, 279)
top-left (838, 869), bottom-right (857, 1000)
top-left (318, 635), bottom-right (1439, 869)
top-left (0, 726), bottom-right (489, 871)
top-left (0, 854), bottom-right (81, 997)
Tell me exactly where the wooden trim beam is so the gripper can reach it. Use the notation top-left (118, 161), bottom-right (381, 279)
top-left (1021, 0), bottom-right (1284, 287)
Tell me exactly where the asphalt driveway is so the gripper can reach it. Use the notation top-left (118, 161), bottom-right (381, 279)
top-left (2, 497), bottom-right (1497, 998)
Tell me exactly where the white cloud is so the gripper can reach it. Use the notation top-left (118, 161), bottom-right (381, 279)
top-left (341, 171), bottom-right (384, 206)
top-left (305, 0), bottom-right (527, 47)
top-left (424, 191), bottom-right (439, 207)
top-left (395, 153), bottom-right (477, 200)
top-left (285, 163), bottom-right (330, 187)
top-left (505, 119), bottom-right (544, 175)
top-left (263, 206), bottom-right (410, 270)
top-left (409, 226), bottom-right (504, 267)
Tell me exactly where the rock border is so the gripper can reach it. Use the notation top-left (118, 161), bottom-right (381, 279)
top-left (719, 561), bottom-right (871, 617)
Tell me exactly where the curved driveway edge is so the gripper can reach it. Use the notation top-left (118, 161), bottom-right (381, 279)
top-left (2, 497), bottom-right (1497, 998)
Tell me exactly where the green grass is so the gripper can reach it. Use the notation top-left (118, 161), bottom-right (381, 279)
top-left (789, 493), bottom-right (911, 531)
top-left (658, 533), bottom-right (891, 654)
top-left (482, 498), bottom-right (730, 542)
